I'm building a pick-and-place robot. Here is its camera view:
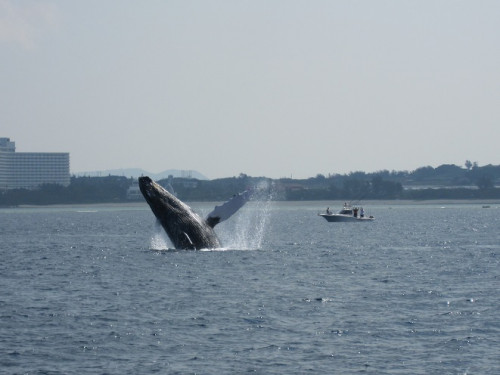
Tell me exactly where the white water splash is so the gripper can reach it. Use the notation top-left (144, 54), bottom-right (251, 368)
top-left (149, 220), bottom-right (172, 250)
top-left (219, 181), bottom-right (275, 250)
top-left (148, 181), bottom-right (276, 251)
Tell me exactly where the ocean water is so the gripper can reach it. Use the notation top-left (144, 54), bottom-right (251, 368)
top-left (1, 201), bottom-right (499, 374)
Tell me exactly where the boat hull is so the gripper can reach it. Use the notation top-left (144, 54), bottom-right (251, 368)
top-left (319, 214), bottom-right (374, 222)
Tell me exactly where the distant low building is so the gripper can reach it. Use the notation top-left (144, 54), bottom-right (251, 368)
top-left (0, 137), bottom-right (70, 190)
top-left (126, 180), bottom-right (142, 200)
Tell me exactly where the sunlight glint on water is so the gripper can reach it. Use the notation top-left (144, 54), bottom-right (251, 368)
top-left (1, 202), bottom-right (499, 374)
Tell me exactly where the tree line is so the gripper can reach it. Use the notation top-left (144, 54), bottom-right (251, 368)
top-left (0, 176), bottom-right (130, 206)
top-left (1, 162), bottom-right (500, 206)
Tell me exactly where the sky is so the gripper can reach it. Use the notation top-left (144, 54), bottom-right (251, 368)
top-left (1, 0), bottom-right (499, 179)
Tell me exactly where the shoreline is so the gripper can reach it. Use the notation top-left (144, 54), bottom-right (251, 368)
top-left (2, 198), bottom-right (499, 210)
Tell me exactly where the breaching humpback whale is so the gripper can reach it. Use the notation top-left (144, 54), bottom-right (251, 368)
top-left (139, 176), bottom-right (251, 250)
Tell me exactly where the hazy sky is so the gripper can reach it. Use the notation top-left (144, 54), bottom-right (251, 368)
top-left (1, 1), bottom-right (499, 179)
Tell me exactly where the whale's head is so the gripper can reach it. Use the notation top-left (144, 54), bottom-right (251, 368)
top-left (138, 176), bottom-right (169, 205)
top-left (138, 176), bottom-right (220, 249)
top-left (138, 176), bottom-right (192, 222)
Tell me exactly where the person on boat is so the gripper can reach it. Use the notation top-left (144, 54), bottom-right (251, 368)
top-left (360, 207), bottom-right (365, 218)
top-left (353, 207), bottom-right (358, 218)
top-left (326, 207), bottom-right (331, 214)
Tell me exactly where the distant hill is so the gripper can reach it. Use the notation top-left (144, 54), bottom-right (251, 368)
top-left (73, 168), bottom-right (208, 180)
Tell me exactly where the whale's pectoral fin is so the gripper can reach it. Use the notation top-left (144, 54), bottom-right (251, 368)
top-left (206, 216), bottom-right (220, 228)
top-left (206, 189), bottom-right (252, 228)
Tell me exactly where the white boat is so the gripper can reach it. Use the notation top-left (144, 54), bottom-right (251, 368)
top-left (318, 204), bottom-right (374, 222)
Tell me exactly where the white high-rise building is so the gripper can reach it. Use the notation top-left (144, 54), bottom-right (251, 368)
top-left (0, 138), bottom-right (70, 190)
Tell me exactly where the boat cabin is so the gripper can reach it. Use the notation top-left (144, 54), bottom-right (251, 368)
top-left (339, 207), bottom-right (354, 215)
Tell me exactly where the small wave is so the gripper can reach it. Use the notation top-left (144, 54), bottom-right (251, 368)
top-left (201, 246), bottom-right (261, 252)
top-left (199, 247), bottom-right (228, 252)
top-left (148, 247), bottom-right (175, 253)
top-left (302, 297), bottom-right (334, 303)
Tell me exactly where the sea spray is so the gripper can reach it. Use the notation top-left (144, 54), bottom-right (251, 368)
top-left (149, 220), bottom-right (171, 250)
top-left (148, 181), bottom-right (276, 251)
top-left (219, 180), bottom-right (276, 250)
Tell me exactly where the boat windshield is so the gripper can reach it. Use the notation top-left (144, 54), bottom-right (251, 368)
top-left (339, 209), bottom-right (353, 215)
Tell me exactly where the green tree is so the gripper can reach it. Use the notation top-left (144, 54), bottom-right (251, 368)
top-left (476, 175), bottom-right (493, 190)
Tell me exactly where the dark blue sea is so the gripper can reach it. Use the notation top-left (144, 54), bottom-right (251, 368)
top-left (1, 201), bottom-right (499, 374)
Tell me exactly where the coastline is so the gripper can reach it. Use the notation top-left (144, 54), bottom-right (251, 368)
top-left (2, 199), bottom-right (499, 211)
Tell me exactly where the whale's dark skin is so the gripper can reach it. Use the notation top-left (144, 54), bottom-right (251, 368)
top-left (139, 176), bottom-right (220, 250)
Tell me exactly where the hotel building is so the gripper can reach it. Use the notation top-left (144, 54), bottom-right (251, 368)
top-left (0, 137), bottom-right (70, 190)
